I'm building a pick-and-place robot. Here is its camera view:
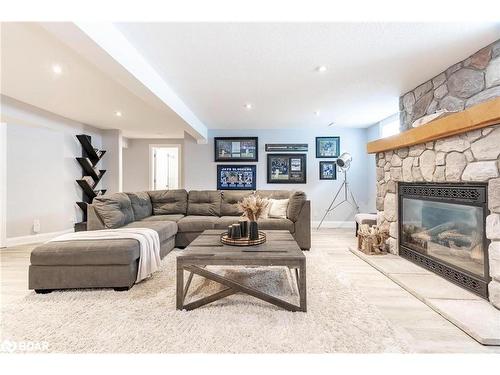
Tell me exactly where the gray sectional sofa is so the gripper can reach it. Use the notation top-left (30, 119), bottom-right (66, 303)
top-left (29, 189), bottom-right (310, 293)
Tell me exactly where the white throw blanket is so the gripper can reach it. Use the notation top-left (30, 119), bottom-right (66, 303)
top-left (49, 228), bottom-right (161, 283)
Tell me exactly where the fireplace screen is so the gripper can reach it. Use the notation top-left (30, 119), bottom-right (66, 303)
top-left (401, 198), bottom-right (485, 278)
top-left (399, 183), bottom-right (489, 298)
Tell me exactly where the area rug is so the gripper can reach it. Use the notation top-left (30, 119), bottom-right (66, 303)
top-left (1, 248), bottom-right (409, 353)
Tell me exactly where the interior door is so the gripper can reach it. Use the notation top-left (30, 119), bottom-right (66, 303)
top-left (152, 146), bottom-right (179, 190)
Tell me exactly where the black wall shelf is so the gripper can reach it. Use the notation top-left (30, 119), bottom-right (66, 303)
top-left (75, 134), bottom-right (106, 231)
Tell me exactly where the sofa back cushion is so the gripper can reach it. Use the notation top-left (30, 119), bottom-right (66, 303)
top-left (148, 189), bottom-right (188, 215)
top-left (255, 190), bottom-right (291, 200)
top-left (188, 190), bottom-right (221, 216)
top-left (255, 190), bottom-right (306, 221)
top-left (286, 191), bottom-right (306, 221)
top-left (126, 192), bottom-right (152, 220)
top-left (220, 190), bottom-right (254, 216)
top-left (93, 192), bottom-right (134, 228)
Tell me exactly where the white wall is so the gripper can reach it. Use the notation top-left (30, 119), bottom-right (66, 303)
top-left (122, 138), bottom-right (185, 192)
top-left (184, 128), bottom-right (373, 224)
top-left (102, 129), bottom-right (123, 193)
top-left (0, 122), bottom-right (6, 247)
top-left (1, 96), bottom-right (104, 242)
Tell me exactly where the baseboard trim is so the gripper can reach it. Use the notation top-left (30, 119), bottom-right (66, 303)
top-left (5, 229), bottom-right (73, 248)
top-left (311, 221), bottom-right (354, 229)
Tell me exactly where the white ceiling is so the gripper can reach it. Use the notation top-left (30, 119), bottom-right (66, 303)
top-left (0, 22), bottom-right (203, 139)
top-left (1, 22), bottom-right (499, 137)
top-left (116, 22), bottom-right (500, 129)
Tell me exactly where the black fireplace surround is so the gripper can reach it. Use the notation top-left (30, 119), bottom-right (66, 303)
top-left (398, 182), bottom-right (490, 298)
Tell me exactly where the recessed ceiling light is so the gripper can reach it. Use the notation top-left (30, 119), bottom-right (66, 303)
top-left (52, 64), bottom-right (62, 74)
top-left (316, 65), bottom-right (327, 73)
top-left (314, 111), bottom-right (321, 116)
top-left (115, 111), bottom-right (122, 117)
top-left (244, 103), bottom-right (253, 110)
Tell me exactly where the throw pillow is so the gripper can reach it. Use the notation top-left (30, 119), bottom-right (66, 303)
top-left (268, 198), bottom-right (289, 219)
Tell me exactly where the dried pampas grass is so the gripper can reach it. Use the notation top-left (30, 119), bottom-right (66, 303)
top-left (238, 194), bottom-right (269, 221)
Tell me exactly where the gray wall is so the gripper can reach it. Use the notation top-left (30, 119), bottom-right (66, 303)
top-left (102, 129), bottom-right (123, 194)
top-left (2, 96), bottom-right (104, 238)
top-left (122, 138), bottom-right (185, 192)
top-left (184, 128), bottom-right (373, 224)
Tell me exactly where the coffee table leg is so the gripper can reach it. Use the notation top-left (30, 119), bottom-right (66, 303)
top-left (298, 261), bottom-right (307, 312)
top-left (176, 262), bottom-right (184, 310)
top-left (294, 268), bottom-right (300, 292)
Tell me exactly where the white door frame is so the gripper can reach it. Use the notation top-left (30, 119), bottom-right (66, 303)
top-left (0, 122), bottom-right (7, 248)
top-left (148, 144), bottom-right (183, 190)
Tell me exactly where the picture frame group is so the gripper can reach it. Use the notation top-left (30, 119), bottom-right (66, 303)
top-left (214, 137), bottom-right (258, 162)
top-left (217, 165), bottom-right (256, 190)
top-left (267, 154), bottom-right (307, 184)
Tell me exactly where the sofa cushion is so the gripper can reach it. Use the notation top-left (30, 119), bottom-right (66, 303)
top-left (126, 192), bottom-right (152, 220)
top-left (215, 216), bottom-right (244, 229)
top-left (255, 190), bottom-right (305, 221)
top-left (122, 221), bottom-right (178, 243)
top-left (257, 218), bottom-right (294, 232)
top-left (141, 214), bottom-right (185, 223)
top-left (93, 193), bottom-right (134, 228)
top-left (187, 191), bottom-right (221, 216)
top-left (268, 198), bottom-right (289, 219)
top-left (287, 191), bottom-right (306, 222)
top-left (148, 189), bottom-right (188, 215)
top-left (177, 216), bottom-right (218, 232)
top-left (255, 190), bottom-right (291, 200)
top-left (30, 239), bottom-right (140, 266)
top-left (220, 190), bottom-right (254, 216)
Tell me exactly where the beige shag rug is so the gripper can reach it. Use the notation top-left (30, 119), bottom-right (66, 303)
top-left (1, 248), bottom-right (408, 353)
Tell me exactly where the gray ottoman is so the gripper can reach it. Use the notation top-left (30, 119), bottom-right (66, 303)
top-left (29, 222), bottom-right (177, 293)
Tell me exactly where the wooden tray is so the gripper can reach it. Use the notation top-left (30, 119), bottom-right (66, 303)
top-left (220, 231), bottom-right (266, 246)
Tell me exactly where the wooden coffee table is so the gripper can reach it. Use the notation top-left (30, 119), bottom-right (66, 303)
top-left (176, 230), bottom-right (306, 312)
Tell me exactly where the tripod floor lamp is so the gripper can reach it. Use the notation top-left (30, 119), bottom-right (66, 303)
top-left (317, 152), bottom-right (360, 230)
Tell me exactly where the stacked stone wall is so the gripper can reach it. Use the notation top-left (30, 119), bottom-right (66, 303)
top-left (399, 40), bottom-right (500, 131)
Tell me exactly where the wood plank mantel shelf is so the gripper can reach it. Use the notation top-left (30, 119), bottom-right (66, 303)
top-left (367, 98), bottom-right (500, 154)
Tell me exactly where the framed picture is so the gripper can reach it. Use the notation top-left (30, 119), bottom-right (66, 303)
top-left (214, 137), bottom-right (258, 162)
top-left (316, 136), bottom-right (340, 158)
top-left (265, 143), bottom-right (308, 152)
top-left (217, 165), bottom-right (256, 190)
top-left (319, 161), bottom-right (337, 180)
top-left (267, 154), bottom-right (307, 184)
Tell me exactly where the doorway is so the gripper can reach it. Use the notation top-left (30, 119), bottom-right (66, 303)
top-left (149, 145), bottom-right (181, 190)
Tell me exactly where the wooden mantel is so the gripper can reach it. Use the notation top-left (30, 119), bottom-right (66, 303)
top-left (367, 97), bottom-right (500, 154)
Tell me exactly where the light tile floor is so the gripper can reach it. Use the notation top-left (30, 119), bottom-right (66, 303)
top-left (1, 228), bottom-right (499, 353)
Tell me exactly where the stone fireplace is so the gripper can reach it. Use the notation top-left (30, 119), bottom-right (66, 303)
top-left (374, 124), bottom-right (500, 308)
top-left (370, 40), bottom-right (500, 309)
top-left (398, 182), bottom-right (489, 298)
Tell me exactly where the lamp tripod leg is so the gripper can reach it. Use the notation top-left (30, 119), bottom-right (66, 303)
top-left (346, 183), bottom-right (360, 212)
top-left (317, 180), bottom-right (346, 230)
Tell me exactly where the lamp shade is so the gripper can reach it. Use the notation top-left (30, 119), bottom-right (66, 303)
top-left (336, 152), bottom-right (352, 171)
